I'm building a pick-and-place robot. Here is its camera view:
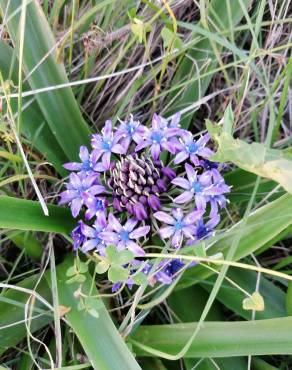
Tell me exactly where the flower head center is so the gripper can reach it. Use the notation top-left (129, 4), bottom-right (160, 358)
top-left (151, 131), bottom-right (163, 143)
top-left (174, 221), bottom-right (184, 231)
top-left (81, 160), bottom-right (92, 171)
top-left (187, 142), bottom-right (198, 153)
top-left (192, 181), bottom-right (202, 193)
top-left (120, 229), bottom-right (129, 241)
top-left (102, 140), bottom-right (111, 150)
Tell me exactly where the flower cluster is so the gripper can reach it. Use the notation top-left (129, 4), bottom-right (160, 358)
top-left (60, 113), bottom-right (230, 289)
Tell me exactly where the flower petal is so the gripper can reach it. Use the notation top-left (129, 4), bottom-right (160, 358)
top-left (82, 239), bottom-right (98, 252)
top-left (185, 163), bottom-right (197, 183)
top-left (174, 191), bottom-right (194, 204)
top-left (112, 143), bottom-right (125, 155)
top-left (135, 140), bottom-right (152, 152)
top-left (124, 218), bottom-right (138, 232)
top-left (99, 231), bottom-right (119, 244)
top-left (79, 146), bottom-right (89, 162)
top-left (108, 213), bottom-right (122, 232)
top-left (102, 151), bottom-right (111, 169)
top-left (151, 143), bottom-right (161, 160)
top-left (129, 226), bottom-right (150, 239)
top-left (174, 150), bottom-right (189, 164)
top-left (184, 209), bottom-right (204, 224)
top-left (159, 226), bottom-right (175, 239)
top-left (81, 223), bottom-right (96, 238)
top-left (69, 173), bottom-right (82, 189)
top-left (71, 198), bottom-right (82, 217)
top-left (172, 177), bottom-right (190, 190)
top-left (127, 241), bottom-right (145, 256)
top-left (172, 231), bottom-right (182, 247)
top-left (102, 120), bottom-right (112, 138)
top-left (154, 211), bottom-right (174, 225)
top-left (182, 225), bottom-right (196, 238)
top-left (63, 162), bottom-right (82, 171)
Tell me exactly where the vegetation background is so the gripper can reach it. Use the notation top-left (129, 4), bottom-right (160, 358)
top-left (0, 0), bottom-right (291, 369)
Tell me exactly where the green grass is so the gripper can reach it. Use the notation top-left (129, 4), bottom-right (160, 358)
top-left (0, 1), bottom-right (291, 369)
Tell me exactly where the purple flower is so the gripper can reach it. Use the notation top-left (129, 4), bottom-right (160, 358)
top-left (189, 213), bottom-right (220, 243)
top-left (172, 163), bottom-right (225, 209)
top-left (154, 208), bottom-right (203, 247)
top-left (63, 146), bottom-right (97, 174)
top-left (83, 194), bottom-right (108, 220)
top-left (71, 221), bottom-right (86, 251)
top-left (80, 212), bottom-right (108, 253)
top-left (91, 120), bottom-right (125, 170)
top-left (150, 259), bottom-right (185, 285)
top-left (115, 115), bottom-right (147, 151)
top-left (135, 113), bottom-right (181, 160)
top-left (100, 214), bottom-right (150, 256)
top-left (174, 132), bottom-right (213, 165)
top-left (59, 173), bottom-right (105, 217)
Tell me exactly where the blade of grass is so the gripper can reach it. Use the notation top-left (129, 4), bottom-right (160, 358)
top-left (0, 0), bottom-right (91, 161)
top-left (130, 317), bottom-right (292, 357)
top-left (167, 0), bottom-right (251, 128)
top-left (0, 40), bottom-right (68, 175)
top-left (0, 196), bottom-right (75, 234)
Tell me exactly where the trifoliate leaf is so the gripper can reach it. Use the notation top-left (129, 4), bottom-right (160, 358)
top-left (95, 260), bottom-right (110, 274)
top-left (114, 250), bottom-right (134, 266)
top-left (66, 266), bottom-right (77, 277)
top-left (105, 245), bottom-right (118, 263)
top-left (242, 292), bottom-right (265, 311)
top-left (66, 274), bottom-right (86, 285)
top-left (108, 265), bottom-right (129, 283)
top-left (76, 259), bottom-right (88, 273)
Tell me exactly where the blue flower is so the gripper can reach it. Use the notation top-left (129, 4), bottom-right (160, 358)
top-left (174, 132), bottom-right (213, 165)
top-left (63, 146), bottom-right (97, 174)
top-left (91, 120), bottom-right (125, 170)
top-left (135, 113), bottom-right (181, 160)
top-left (59, 172), bottom-right (105, 217)
top-left (80, 212), bottom-right (108, 254)
top-left (115, 115), bottom-right (147, 151)
top-left (100, 213), bottom-right (150, 256)
top-left (154, 208), bottom-right (203, 247)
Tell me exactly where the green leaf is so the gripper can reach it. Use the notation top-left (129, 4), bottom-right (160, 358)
top-left (0, 0), bottom-right (91, 161)
top-left (108, 265), bottom-right (129, 283)
top-left (114, 250), bottom-right (135, 265)
top-left (96, 260), bottom-right (110, 274)
top-left (0, 40), bottom-right (68, 175)
top-left (223, 103), bottom-right (234, 135)
top-left (105, 244), bottom-right (118, 263)
top-left (66, 266), bottom-right (77, 277)
top-left (131, 317), bottom-right (292, 357)
top-left (56, 258), bottom-right (141, 369)
top-left (66, 274), bottom-right (86, 284)
top-left (76, 260), bottom-right (88, 274)
top-left (0, 196), bottom-right (75, 234)
top-left (0, 257), bottom-right (141, 369)
top-left (132, 272), bottom-right (148, 286)
top-left (161, 26), bottom-right (182, 50)
top-left (208, 125), bottom-right (292, 194)
top-left (242, 292), bottom-right (265, 311)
